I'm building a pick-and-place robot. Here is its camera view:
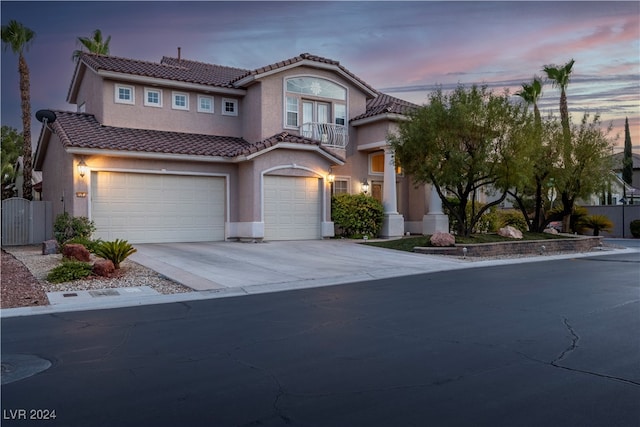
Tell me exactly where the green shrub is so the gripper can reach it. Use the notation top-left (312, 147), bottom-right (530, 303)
top-left (46, 260), bottom-right (93, 283)
top-left (62, 236), bottom-right (104, 253)
top-left (94, 239), bottom-right (137, 269)
top-left (53, 213), bottom-right (96, 245)
top-left (496, 210), bottom-right (529, 232)
top-left (580, 214), bottom-right (613, 236)
top-left (331, 193), bottom-right (384, 238)
top-left (630, 220), bottom-right (640, 238)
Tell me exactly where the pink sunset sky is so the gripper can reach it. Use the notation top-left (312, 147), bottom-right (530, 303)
top-left (2, 1), bottom-right (639, 150)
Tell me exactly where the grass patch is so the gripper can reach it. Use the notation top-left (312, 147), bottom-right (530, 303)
top-left (365, 232), bottom-right (571, 252)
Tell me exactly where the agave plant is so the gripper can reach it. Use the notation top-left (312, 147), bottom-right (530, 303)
top-left (94, 239), bottom-right (137, 269)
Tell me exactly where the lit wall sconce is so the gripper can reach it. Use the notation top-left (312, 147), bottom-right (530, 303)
top-left (361, 179), bottom-right (369, 195)
top-left (77, 158), bottom-right (88, 178)
top-left (327, 168), bottom-right (335, 183)
top-left (75, 192), bottom-right (87, 198)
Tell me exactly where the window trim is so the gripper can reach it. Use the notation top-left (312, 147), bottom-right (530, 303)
top-left (369, 151), bottom-right (403, 176)
top-left (144, 88), bottom-right (163, 108)
top-left (283, 75), bottom-right (348, 131)
top-left (332, 177), bottom-right (351, 195)
top-left (369, 152), bottom-right (385, 176)
top-left (222, 98), bottom-right (238, 116)
top-left (115, 84), bottom-right (135, 105)
top-left (197, 95), bottom-right (214, 114)
top-left (172, 91), bottom-right (189, 110)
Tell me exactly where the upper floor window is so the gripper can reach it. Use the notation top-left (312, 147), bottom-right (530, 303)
top-left (284, 77), bottom-right (347, 131)
top-left (144, 88), bottom-right (163, 108)
top-left (222, 98), bottom-right (238, 116)
top-left (198, 95), bottom-right (214, 113)
top-left (115, 84), bottom-right (134, 105)
top-left (172, 91), bottom-right (189, 110)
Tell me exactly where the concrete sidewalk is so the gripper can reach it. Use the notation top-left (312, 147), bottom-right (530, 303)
top-left (2, 239), bottom-right (636, 318)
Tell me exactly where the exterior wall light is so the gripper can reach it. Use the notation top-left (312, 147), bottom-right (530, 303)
top-left (77, 159), bottom-right (88, 178)
top-left (327, 170), bottom-right (335, 183)
top-left (361, 179), bottom-right (369, 195)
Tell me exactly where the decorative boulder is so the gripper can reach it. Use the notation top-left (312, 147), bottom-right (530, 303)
top-left (498, 225), bottom-right (523, 239)
top-left (93, 259), bottom-right (115, 277)
top-left (543, 228), bottom-right (559, 235)
top-left (430, 231), bottom-right (456, 247)
top-left (42, 239), bottom-right (58, 255)
top-left (62, 243), bottom-right (91, 262)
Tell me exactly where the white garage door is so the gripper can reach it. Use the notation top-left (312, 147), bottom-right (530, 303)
top-left (91, 172), bottom-right (225, 243)
top-left (264, 176), bottom-right (321, 240)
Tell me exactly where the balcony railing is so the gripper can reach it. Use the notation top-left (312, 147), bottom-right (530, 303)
top-left (301, 122), bottom-right (348, 148)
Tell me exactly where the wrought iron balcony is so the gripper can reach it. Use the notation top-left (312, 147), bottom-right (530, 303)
top-left (301, 122), bottom-right (348, 148)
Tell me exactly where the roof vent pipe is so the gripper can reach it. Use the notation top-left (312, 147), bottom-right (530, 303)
top-left (178, 47), bottom-right (181, 61)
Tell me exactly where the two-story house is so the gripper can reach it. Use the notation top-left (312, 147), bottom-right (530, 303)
top-left (34, 52), bottom-right (448, 243)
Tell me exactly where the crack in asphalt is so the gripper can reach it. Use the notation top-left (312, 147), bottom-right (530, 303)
top-left (516, 317), bottom-right (640, 387)
top-left (228, 354), bottom-right (293, 426)
top-left (552, 318), bottom-right (579, 366)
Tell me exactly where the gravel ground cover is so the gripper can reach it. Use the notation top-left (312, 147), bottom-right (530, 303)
top-left (1, 246), bottom-right (193, 309)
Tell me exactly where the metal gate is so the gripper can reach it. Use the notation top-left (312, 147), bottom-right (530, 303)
top-left (1, 198), bottom-right (52, 246)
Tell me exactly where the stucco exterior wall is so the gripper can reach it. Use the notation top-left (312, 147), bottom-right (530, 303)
top-left (73, 68), bottom-right (104, 121)
top-left (40, 134), bottom-right (75, 221)
top-left (98, 80), bottom-right (243, 136)
top-left (254, 66), bottom-right (371, 142)
top-left (242, 84), bottom-right (263, 143)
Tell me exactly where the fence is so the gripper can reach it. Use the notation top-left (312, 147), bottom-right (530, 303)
top-left (584, 204), bottom-right (640, 238)
top-left (1, 198), bottom-right (53, 246)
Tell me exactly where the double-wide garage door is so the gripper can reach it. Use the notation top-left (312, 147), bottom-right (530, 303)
top-left (264, 176), bottom-right (321, 240)
top-left (91, 172), bottom-right (225, 243)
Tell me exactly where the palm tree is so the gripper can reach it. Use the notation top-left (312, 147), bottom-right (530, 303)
top-left (2, 20), bottom-right (35, 201)
top-left (543, 59), bottom-right (575, 144)
top-left (72, 29), bottom-right (111, 61)
top-left (515, 76), bottom-right (548, 232)
top-left (543, 59), bottom-right (575, 232)
top-left (515, 76), bottom-right (543, 126)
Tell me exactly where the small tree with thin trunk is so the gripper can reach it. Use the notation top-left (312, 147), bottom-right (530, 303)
top-left (390, 84), bottom-right (533, 237)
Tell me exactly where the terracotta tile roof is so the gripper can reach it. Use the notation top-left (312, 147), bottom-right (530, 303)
top-left (48, 111), bottom-right (342, 161)
top-left (51, 111), bottom-right (251, 157)
top-left (79, 53), bottom-right (249, 88)
top-left (241, 131), bottom-right (344, 161)
top-left (231, 53), bottom-right (378, 94)
top-left (352, 93), bottom-right (418, 122)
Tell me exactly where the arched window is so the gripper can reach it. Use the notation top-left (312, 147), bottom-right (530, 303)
top-left (286, 77), bottom-right (346, 100)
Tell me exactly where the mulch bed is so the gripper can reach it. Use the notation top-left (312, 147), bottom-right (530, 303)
top-left (1, 249), bottom-right (50, 308)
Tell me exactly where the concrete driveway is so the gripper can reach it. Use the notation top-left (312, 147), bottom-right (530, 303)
top-left (129, 240), bottom-right (466, 294)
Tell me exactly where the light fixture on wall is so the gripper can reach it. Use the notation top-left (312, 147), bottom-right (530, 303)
top-left (361, 179), bottom-right (369, 195)
top-left (327, 167), bottom-right (335, 183)
top-left (77, 158), bottom-right (88, 178)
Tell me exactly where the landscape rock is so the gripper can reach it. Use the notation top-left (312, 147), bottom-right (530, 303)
top-left (430, 231), bottom-right (456, 247)
top-left (498, 225), bottom-right (523, 239)
top-left (62, 244), bottom-right (91, 262)
top-left (543, 228), bottom-right (559, 235)
top-left (41, 240), bottom-right (58, 255)
top-left (93, 259), bottom-right (115, 277)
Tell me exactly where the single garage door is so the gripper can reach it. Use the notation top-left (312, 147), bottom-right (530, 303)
top-left (264, 175), bottom-right (321, 240)
top-left (91, 172), bottom-right (225, 243)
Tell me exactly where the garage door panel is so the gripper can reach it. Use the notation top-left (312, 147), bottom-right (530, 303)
top-left (264, 176), bottom-right (321, 241)
top-left (91, 172), bottom-right (225, 243)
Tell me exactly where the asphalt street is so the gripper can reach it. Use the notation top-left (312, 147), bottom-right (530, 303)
top-left (2, 251), bottom-right (639, 427)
